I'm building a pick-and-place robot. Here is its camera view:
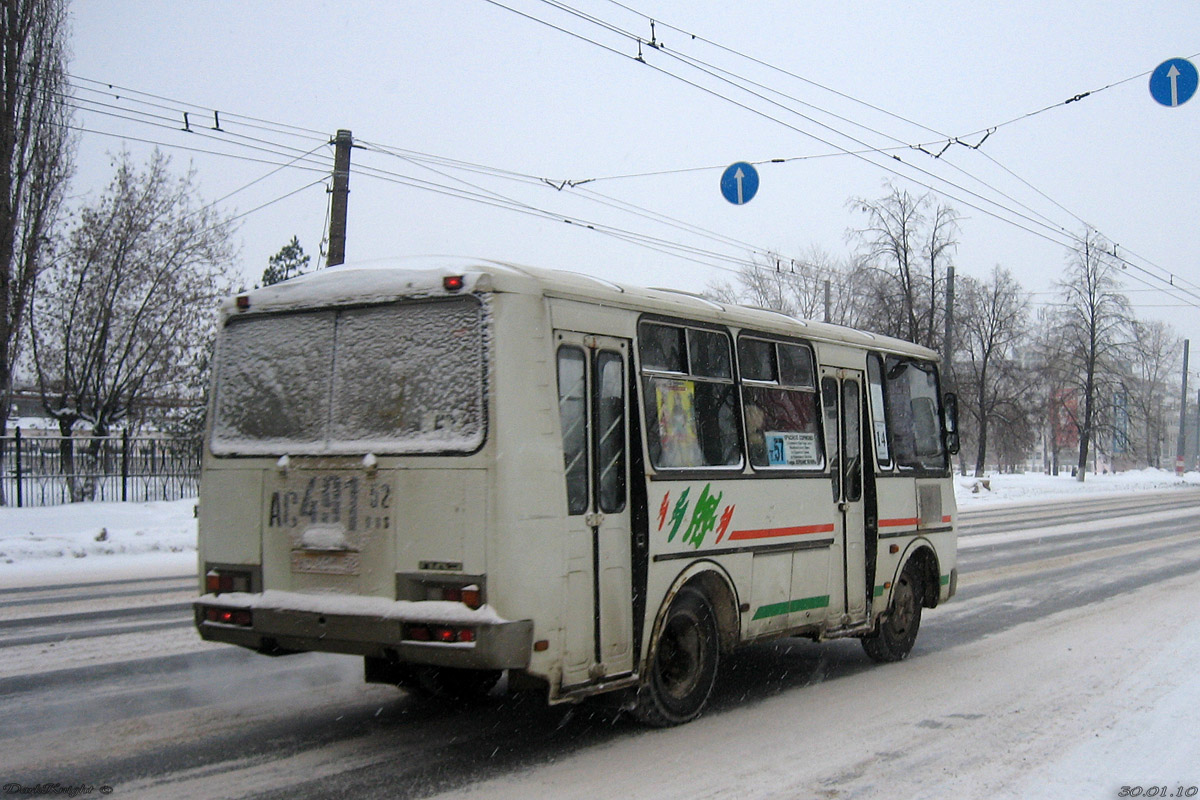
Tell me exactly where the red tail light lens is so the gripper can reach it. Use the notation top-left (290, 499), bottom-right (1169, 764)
top-left (442, 275), bottom-right (465, 292)
top-left (404, 624), bottom-right (477, 644)
top-left (204, 607), bottom-right (252, 626)
top-left (205, 569), bottom-right (250, 595)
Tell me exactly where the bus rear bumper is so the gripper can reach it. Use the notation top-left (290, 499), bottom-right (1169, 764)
top-left (194, 595), bottom-right (533, 670)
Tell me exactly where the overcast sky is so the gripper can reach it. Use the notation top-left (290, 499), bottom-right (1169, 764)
top-left (68, 2), bottom-right (1200, 356)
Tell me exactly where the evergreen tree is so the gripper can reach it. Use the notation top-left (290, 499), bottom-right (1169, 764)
top-left (261, 235), bottom-right (310, 286)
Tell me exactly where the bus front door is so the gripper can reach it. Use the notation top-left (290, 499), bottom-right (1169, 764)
top-left (821, 370), bottom-right (868, 624)
top-left (556, 333), bottom-right (634, 686)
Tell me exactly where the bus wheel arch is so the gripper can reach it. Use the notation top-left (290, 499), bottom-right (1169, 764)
top-left (634, 564), bottom-right (737, 726)
top-left (904, 543), bottom-right (941, 609)
top-left (862, 543), bottom-right (940, 663)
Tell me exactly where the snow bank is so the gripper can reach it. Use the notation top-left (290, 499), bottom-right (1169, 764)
top-left (0, 498), bottom-right (198, 586)
top-left (954, 467), bottom-right (1200, 506)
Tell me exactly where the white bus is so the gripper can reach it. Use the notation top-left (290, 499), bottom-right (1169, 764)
top-left (195, 259), bottom-right (959, 725)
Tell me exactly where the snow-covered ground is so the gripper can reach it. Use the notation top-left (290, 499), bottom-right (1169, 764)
top-left (0, 497), bottom-right (198, 586)
top-left (953, 466), bottom-right (1200, 507)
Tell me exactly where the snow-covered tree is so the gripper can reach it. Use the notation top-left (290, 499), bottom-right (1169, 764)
top-left (31, 149), bottom-right (237, 441)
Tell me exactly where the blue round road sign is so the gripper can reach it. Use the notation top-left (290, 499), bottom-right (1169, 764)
top-left (721, 162), bottom-right (759, 205)
top-left (1149, 58), bottom-right (1198, 107)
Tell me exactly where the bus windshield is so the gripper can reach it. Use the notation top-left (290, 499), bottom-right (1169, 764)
top-left (210, 296), bottom-right (486, 456)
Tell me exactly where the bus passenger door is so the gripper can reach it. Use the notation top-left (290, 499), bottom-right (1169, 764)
top-left (821, 370), bottom-right (868, 624)
top-left (556, 333), bottom-right (634, 685)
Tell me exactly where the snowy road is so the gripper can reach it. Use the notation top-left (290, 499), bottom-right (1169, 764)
top-left (2, 489), bottom-right (1199, 799)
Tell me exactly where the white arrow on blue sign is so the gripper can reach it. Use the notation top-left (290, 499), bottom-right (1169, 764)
top-left (1149, 58), bottom-right (1198, 107)
top-left (720, 162), bottom-right (759, 205)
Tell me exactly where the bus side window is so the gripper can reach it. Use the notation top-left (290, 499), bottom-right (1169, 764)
top-left (883, 357), bottom-right (947, 471)
top-left (738, 337), bottom-right (823, 470)
top-left (842, 380), bottom-right (862, 502)
top-left (557, 346), bottom-right (589, 515)
top-left (867, 353), bottom-right (893, 470)
top-left (640, 322), bottom-right (742, 470)
top-left (594, 351), bottom-right (626, 514)
top-left (821, 377), bottom-right (840, 501)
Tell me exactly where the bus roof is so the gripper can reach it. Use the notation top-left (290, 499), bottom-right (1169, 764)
top-left (225, 257), bottom-right (940, 362)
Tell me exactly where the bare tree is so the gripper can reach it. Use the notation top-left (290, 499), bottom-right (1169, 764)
top-left (30, 149), bottom-right (236, 497)
top-left (1050, 231), bottom-right (1132, 481)
top-left (0, 0), bottom-right (73, 433)
top-left (1125, 319), bottom-right (1179, 468)
top-left (705, 246), bottom-right (868, 326)
top-left (957, 266), bottom-right (1031, 476)
top-left (848, 183), bottom-right (959, 348)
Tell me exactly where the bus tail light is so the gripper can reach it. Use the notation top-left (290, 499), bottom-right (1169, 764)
top-left (204, 607), bottom-right (252, 627)
top-left (205, 569), bottom-right (251, 595)
top-left (425, 583), bottom-right (484, 609)
top-left (404, 624), bottom-right (476, 644)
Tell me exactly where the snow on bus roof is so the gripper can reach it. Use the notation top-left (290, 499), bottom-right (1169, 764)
top-left (222, 257), bottom-right (936, 360)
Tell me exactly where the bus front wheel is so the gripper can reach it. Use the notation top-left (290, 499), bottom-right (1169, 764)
top-left (634, 586), bottom-right (719, 726)
top-left (861, 559), bottom-right (923, 663)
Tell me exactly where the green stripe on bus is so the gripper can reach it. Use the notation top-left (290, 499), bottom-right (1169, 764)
top-left (752, 595), bottom-right (830, 620)
top-left (873, 585), bottom-right (885, 598)
top-left (940, 574), bottom-right (950, 586)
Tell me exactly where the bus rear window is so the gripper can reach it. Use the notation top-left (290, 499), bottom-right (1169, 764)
top-left (211, 297), bottom-right (486, 456)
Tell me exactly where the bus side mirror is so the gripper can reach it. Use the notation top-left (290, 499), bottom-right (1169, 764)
top-left (942, 392), bottom-right (960, 455)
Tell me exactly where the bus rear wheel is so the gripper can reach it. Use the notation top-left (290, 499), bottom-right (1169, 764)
top-left (862, 559), bottom-right (923, 663)
top-left (634, 586), bottom-right (719, 726)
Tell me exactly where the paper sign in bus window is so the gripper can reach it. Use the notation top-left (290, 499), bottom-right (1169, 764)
top-left (765, 431), bottom-right (820, 466)
top-left (656, 379), bottom-right (705, 467)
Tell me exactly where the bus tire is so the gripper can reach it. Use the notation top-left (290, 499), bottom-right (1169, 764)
top-left (634, 586), bottom-right (719, 726)
top-left (861, 559), bottom-right (923, 663)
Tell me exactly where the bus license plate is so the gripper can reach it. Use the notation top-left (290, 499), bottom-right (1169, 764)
top-left (267, 473), bottom-right (394, 536)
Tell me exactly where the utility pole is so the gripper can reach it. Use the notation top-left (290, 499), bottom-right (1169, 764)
top-left (823, 279), bottom-right (831, 323)
top-left (1177, 339), bottom-right (1189, 476)
top-left (942, 266), bottom-right (955, 378)
top-left (1195, 387), bottom-right (1200, 471)
top-left (327, 129), bottom-right (353, 268)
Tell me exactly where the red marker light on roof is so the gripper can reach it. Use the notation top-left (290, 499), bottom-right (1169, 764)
top-left (235, 295), bottom-right (250, 311)
top-left (442, 275), bottom-right (465, 293)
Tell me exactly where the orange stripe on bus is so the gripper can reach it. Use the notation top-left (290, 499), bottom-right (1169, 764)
top-left (728, 524), bottom-right (835, 540)
top-left (878, 517), bottom-right (919, 528)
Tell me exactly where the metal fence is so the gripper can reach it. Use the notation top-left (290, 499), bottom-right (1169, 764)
top-left (0, 428), bottom-right (201, 507)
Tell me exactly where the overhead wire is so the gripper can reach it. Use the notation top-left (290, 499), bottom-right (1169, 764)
top-left (65, 72), bottom-right (776, 275)
top-left (484, 0), bottom-right (1085, 246)
top-left (226, 177), bottom-right (330, 224)
top-left (358, 137), bottom-right (817, 272)
top-left (488, 0), bottom-right (1200, 310)
top-left (61, 33), bottom-right (1200, 309)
